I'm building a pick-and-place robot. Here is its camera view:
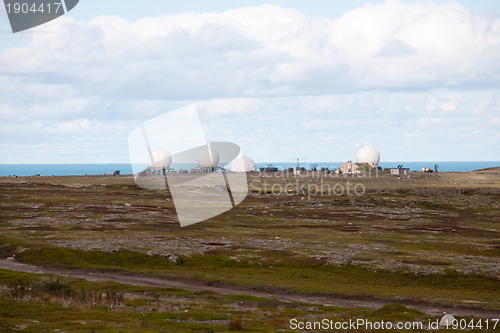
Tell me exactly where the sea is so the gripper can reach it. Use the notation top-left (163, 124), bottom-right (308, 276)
top-left (0, 161), bottom-right (498, 177)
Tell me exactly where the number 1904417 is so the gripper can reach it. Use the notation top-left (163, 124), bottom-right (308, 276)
top-left (444, 319), bottom-right (498, 330)
top-left (5, 2), bottom-right (62, 14)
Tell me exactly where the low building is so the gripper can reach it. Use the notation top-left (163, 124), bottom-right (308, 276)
top-left (336, 161), bottom-right (359, 174)
top-left (390, 168), bottom-right (410, 175)
top-left (259, 166), bottom-right (278, 172)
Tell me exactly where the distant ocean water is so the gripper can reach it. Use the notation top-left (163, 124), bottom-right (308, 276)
top-left (0, 161), bottom-right (499, 177)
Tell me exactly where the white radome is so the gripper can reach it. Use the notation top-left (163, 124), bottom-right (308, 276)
top-left (148, 148), bottom-right (172, 169)
top-left (356, 145), bottom-right (380, 166)
top-left (231, 156), bottom-right (256, 172)
top-left (197, 146), bottom-right (220, 167)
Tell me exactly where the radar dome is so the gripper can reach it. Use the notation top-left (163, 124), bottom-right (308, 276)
top-left (231, 156), bottom-right (256, 172)
top-left (356, 145), bottom-right (380, 166)
top-left (148, 148), bottom-right (172, 169)
top-left (197, 146), bottom-right (219, 167)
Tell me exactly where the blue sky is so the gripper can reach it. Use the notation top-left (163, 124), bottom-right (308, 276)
top-left (64, 0), bottom-right (500, 21)
top-left (0, 0), bottom-right (499, 163)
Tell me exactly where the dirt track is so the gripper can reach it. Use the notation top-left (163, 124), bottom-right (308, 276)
top-left (1, 259), bottom-right (498, 319)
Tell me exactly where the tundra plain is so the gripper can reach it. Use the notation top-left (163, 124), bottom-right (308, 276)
top-left (0, 168), bottom-right (498, 332)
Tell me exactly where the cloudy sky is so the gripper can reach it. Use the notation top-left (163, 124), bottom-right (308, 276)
top-left (0, 0), bottom-right (499, 164)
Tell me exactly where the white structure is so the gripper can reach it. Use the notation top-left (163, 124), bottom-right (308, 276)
top-left (390, 168), bottom-right (410, 175)
top-left (439, 314), bottom-right (455, 327)
top-left (356, 145), bottom-right (380, 167)
top-left (148, 148), bottom-right (172, 169)
top-left (231, 156), bottom-right (256, 172)
top-left (336, 161), bottom-right (359, 174)
top-left (197, 146), bottom-right (219, 167)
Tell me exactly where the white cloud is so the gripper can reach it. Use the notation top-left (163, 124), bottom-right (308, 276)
top-left (58, 118), bottom-right (91, 132)
top-left (376, 39), bottom-right (417, 57)
top-left (197, 98), bottom-right (262, 118)
top-left (2, 1), bottom-right (500, 97)
top-left (0, 1), bottom-right (499, 163)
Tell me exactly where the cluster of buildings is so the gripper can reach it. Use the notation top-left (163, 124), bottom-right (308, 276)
top-left (139, 145), bottom-right (434, 176)
top-left (335, 146), bottom-right (381, 175)
top-left (138, 146), bottom-right (257, 176)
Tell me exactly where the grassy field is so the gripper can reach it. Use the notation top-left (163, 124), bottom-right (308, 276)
top-left (0, 268), bottom-right (442, 332)
top-left (0, 169), bottom-right (498, 331)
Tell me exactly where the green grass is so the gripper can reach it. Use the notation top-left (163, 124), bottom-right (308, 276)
top-left (18, 247), bottom-right (176, 270)
top-left (4, 269), bottom-right (478, 332)
top-left (13, 245), bottom-right (500, 310)
top-left (370, 304), bottom-right (426, 322)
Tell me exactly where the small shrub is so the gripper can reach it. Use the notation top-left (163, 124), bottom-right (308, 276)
top-left (229, 319), bottom-right (243, 330)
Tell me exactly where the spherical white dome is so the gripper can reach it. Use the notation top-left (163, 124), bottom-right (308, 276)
top-left (356, 145), bottom-right (380, 166)
top-left (148, 148), bottom-right (172, 169)
top-left (231, 156), bottom-right (256, 172)
top-left (197, 146), bottom-right (219, 167)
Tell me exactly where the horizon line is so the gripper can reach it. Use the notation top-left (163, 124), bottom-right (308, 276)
top-left (0, 160), bottom-right (499, 165)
